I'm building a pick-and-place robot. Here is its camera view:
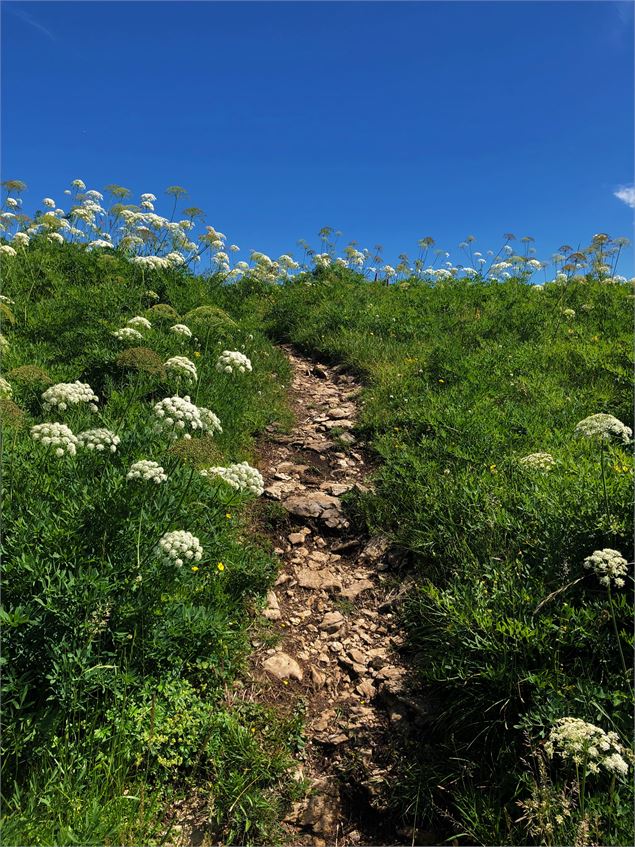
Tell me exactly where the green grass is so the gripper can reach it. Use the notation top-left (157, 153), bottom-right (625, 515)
top-left (2, 243), bottom-right (633, 846)
top-left (262, 269), bottom-right (634, 845)
top-left (0, 242), bottom-right (300, 845)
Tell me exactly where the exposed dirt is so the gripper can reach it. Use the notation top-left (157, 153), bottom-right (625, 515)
top-left (239, 346), bottom-right (433, 846)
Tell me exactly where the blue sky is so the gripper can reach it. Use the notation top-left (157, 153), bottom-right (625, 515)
top-left (2, 0), bottom-right (634, 273)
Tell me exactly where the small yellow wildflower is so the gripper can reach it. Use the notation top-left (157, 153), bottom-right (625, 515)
top-left (490, 464), bottom-right (497, 474)
top-left (217, 562), bottom-right (225, 571)
top-left (193, 351), bottom-right (201, 358)
top-left (438, 378), bottom-right (444, 383)
top-left (191, 566), bottom-right (199, 572)
top-left (225, 513), bottom-right (232, 519)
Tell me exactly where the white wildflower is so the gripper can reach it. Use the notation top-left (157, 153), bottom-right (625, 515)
top-left (42, 198), bottom-right (56, 208)
top-left (77, 428), bottom-right (121, 453)
top-left (519, 452), bottom-right (555, 471)
top-left (127, 459), bottom-right (167, 484)
top-left (215, 350), bottom-right (252, 375)
top-left (545, 718), bottom-right (630, 778)
top-left (164, 356), bottom-right (197, 382)
top-left (47, 233), bottom-right (64, 245)
top-left (127, 316), bottom-right (152, 330)
top-left (113, 327), bottom-right (144, 342)
top-left (0, 377), bottom-right (12, 398)
top-left (562, 308), bottom-right (576, 319)
top-left (42, 381), bottom-right (99, 412)
top-left (153, 395), bottom-right (221, 439)
top-left (0, 245), bottom-right (17, 257)
top-left (31, 422), bottom-right (78, 456)
top-left (157, 530), bottom-right (203, 567)
top-left (584, 548), bottom-right (629, 589)
top-left (200, 462), bottom-right (264, 496)
top-left (170, 323), bottom-right (192, 338)
top-left (13, 232), bottom-right (29, 248)
top-left (575, 413), bottom-right (632, 444)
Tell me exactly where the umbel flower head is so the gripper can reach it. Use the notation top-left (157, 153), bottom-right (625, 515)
top-left (519, 452), bottom-right (555, 471)
top-left (216, 350), bottom-right (252, 375)
top-left (545, 717), bottom-right (630, 777)
top-left (153, 395), bottom-right (222, 439)
top-left (42, 381), bottom-right (99, 412)
top-left (584, 548), bottom-right (628, 589)
top-left (113, 327), bottom-right (144, 343)
top-left (127, 316), bottom-right (152, 330)
top-left (164, 356), bottom-right (197, 382)
top-left (170, 323), bottom-right (193, 338)
top-left (157, 530), bottom-right (203, 567)
top-left (77, 428), bottom-right (121, 453)
top-left (575, 413), bottom-right (632, 444)
top-left (127, 460), bottom-right (167, 484)
top-left (0, 377), bottom-right (13, 399)
top-left (200, 461), bottom-right (265, 496)
top-left (31, 422), bottom-right (78, 456)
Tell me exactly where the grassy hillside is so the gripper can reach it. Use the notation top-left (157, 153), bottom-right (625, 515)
top-left (0, 242), bottom-right (302, 845)
top-left (264, 270), bottom-right (634, 845)
top-left (1, 231), bottom-right (633, 846)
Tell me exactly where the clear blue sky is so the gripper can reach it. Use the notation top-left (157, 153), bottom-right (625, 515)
top-left (2, 1), bottom-right (634, 273)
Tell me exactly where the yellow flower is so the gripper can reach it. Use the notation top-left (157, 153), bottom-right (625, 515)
top-left (438, 378), bottom-right (444, 383)
top-left (489, 464), bottom-right (497, 474)
top-left (217, 562), bottom-right (225, 571)
top-left (225, 513), bottom-right (232, 519)
top-left (193, 351), bottom-right (201, 358)
top-left (191, 566), bottom-right (199, 572)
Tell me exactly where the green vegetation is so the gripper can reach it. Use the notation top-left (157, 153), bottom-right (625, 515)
top-left (1, 230), bottom-right (633, 846)
top-left (264, 270), bottom-right (634, 845)
top-left (0, 243), bottom-right (302, 845)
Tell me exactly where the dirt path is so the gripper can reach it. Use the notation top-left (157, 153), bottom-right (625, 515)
top-left (242, 346), bottom-right (423, 846)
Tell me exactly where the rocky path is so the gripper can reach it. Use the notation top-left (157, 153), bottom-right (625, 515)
top-left (242, 347), bottom-right (421, 846)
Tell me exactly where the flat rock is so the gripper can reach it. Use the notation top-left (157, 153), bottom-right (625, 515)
top-left (340, 578), bottom-right (374, 600)
top-left (319, 611), bottom-right (345, 633)
top-left (283, 492), bottom-right (342, 519)
top-left (265, 480), bottom-right (300, 500)
top-left (262, 590), bottom-right (281, 620)
top-left (296, 567), bottom-right (341, 591)
top-left (263, 652), bottom-right (303, 682)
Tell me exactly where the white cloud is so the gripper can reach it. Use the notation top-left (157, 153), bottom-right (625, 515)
top-left (614, 185), bottom-right (635, 209)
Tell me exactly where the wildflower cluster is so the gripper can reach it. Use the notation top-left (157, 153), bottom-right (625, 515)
top-left (164, 356), bottom-right (197, 382)
top-left (2, 180), bottom-right (632, 284)
top-left (42, 381), bottom-right (99, 412)
top-left (153, 395), bottom-right (222, 439)
top-left (157, 530), bottom-right (203, 567)
top-left (575, 413), bottom-right (632, 444)
top-left (127, 460), bottom-right (167, 484)
top-left (113, 327), bottom-right (144, 342)
top-left (0, 377), bottom-right (13, 398)
top-left (127, 316), bottom-right (152, 330)
top-left (519, 452), bottom-right (555, 471)
top-left (216, 350), bottom-right (252, 374)
top-left (200, 462), bottom-right (264, 496)
top-left (31, 422), bottom-right (78, 456)
top-left (77, 428), bottom-right (121, 453)
top-left (584, 548), bottom-right (628, 589)
top-left (170, 323), bottom-right (192, 338)
top-left (545, 717), bottom-right (630, 777)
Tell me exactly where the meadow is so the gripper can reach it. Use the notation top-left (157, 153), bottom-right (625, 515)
top-left (1, 180), bottom-right (633, 845)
